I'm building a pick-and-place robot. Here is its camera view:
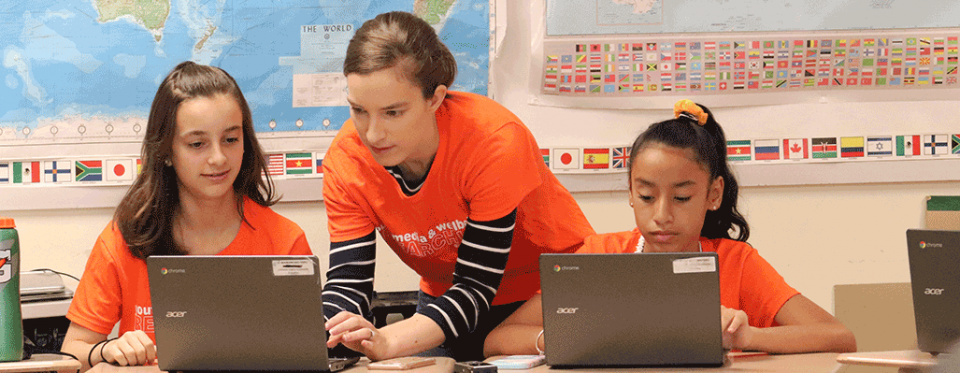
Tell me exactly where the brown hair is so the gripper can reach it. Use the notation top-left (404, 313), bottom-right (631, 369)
top-left (114, 61), bottom-right (277, 260)
top-left (343, 11), bottom-right (457, 98)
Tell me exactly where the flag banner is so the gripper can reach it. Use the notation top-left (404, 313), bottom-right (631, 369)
top-left (75, 160), bottom-right (103, 182)
top-left (812, 137), bottom-right (838, 158)
top-left (0, 162), bottom-right (9, 183)
top-left (611, 147), bottom-right (631, 168)
top-left (12, 162), bottom-right (40, 184)
top-left (44, 160), bottom-right (73, 183)
top-left (552, 148), bottom-right (581, 170)
top-left (265, 154), bottom-right (284, 176)
top-left (106, 159), bottom-right (135, 181)
top-left (841, 137), bottom-right (865, 158)
top-left (783, 138), bottom-right (809, 159)
top-left (866, 137), bottom-right (893, 156)
top-left (727, 140), bottom-right (752, 161)
top-left (315, 153), bottom-right (325, 175)
top-left (285, 153), bottom-right (314, 175)
top-left (924, 134), bottom-right (950, 155)
top-left (543, 33), bottom-right (960, 96)
top-left (583, 148), bottom-right (611, 169)
top-left (896, 135), bottom-right (921, 156)
top-left (754, 139), bottom-right (780, 160)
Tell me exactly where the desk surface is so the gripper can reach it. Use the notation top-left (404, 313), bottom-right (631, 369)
top-left (88, 353), bottom-right (841, 373)
top-left (0, 353), bottom-right (81, 373)
top-left (836, 350), bottom-right (937, 369)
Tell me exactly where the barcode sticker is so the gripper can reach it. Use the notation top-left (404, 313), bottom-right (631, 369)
top-left (272, 259), bottom-right (315, 276)
top-left (673, 257), bottom-right (716, 274)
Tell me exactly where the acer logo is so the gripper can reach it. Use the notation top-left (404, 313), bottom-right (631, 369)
top-left (166, 311), bottom-right (188, 318)
top-left (924, 288), bottom-right (945, 295)
top-left (556, 307), bottom-right (578, 314)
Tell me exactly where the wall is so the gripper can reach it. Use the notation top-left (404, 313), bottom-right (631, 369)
top-left (7, 181), bottom-right (960, 313)
top-left (4, 0), bottom-right (960, 317)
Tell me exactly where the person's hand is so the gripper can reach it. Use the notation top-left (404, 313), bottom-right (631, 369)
top-left (721, 306), bottom-right (753, 350)
top-left (325, 311), bottom-right (390, 360)
top-left (101, 330), bottom-right (157, 366)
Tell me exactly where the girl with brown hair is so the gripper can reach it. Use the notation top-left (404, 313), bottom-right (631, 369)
top-left (61, 61), bottom-right (312, 371)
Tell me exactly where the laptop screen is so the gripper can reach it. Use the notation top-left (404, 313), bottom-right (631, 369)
top-left (906, 229), bottom-right (960, 354)
top-left (147, 255), bottom-right (338, 371)
top-left (539, 252), bottom-right (724, 367)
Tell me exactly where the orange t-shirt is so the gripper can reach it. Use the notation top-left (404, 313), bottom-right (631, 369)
top-left (578, 229), bottom-right (799, 328)
top-left (66, 197), bottom-right (312, 342)
top-left (323, 91), bottom-right (595, 305)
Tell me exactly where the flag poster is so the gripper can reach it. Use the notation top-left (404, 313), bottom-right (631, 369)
top-left (542, 33), bottom-right (960, 97)
top-left (727, 140), bottom-right (752, 161)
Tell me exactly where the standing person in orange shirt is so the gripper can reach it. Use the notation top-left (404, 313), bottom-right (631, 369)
top-left (60, 61), bottom-right (312, 372)
top-left (321, 11), bottom-right (595, 361)
top-left (483, 100), bottom-right (857, 357)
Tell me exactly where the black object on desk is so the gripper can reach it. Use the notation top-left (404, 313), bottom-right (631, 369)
top-left (370, 291), bottom-right (418, 328)
top-left (20, 271), bottom-right (73, 353)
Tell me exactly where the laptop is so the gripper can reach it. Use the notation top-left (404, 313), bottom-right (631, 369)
top-left (539, 252), bottom-right (724, 367)
top-left (906, 229), bottom-right (960, 354)
top-left (147, 255), bottom-right (360, 372)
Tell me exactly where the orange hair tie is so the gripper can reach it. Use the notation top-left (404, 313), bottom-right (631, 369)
top-left (673, 99), bottom-right (708, 126)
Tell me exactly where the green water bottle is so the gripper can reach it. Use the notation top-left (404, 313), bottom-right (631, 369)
top-left (0, 216), bottom-right (23, 361)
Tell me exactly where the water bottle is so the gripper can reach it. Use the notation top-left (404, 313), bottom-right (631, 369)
top-left (0, 216), bottom-right (23, 361)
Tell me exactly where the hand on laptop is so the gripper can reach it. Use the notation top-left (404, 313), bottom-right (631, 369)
top-left (721, 306), bottom-right (754, 351)
top-left (102, 330), bottom-right (158, 366)
top-left (326, 311), bottom-right (389, 360)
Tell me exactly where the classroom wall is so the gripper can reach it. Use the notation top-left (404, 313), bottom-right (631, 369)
top-left (5, 0), bottom-right (959, 318)
top-left (8, 180), bottom-right (960, 315)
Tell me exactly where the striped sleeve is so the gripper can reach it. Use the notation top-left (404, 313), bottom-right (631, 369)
top-left (322, 231), bottom-right (377, 321)
top-left (418, 209), bottom-right (516, 341)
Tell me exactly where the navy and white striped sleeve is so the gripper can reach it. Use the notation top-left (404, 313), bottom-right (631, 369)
top-left (322, 231), bottom-right (377, 321)
top-left (418, 209), bottom-right (517, 341)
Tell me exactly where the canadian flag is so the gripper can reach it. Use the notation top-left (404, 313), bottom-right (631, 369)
top-left (106, 159), bottom-right (135, 181)
top-left (783, 139), bottom-right (809, 160)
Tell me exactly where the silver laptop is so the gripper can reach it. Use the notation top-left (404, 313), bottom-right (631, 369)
top-left (147, 255), bottom-right (359, 372)
top-left (540, 252), bottom-right (724, 367)
top-left (906, 229), bottom-right (960, 354)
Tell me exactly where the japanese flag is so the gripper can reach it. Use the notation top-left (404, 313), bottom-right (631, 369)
top-left (106, 159), bottom-right (135, 181)
top-left (552, 148), bottom-right (581, 170)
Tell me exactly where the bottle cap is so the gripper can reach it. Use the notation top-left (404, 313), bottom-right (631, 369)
top-left (0, 217), bottom-right (15, 229)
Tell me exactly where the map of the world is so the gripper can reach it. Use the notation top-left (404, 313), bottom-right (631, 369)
top-left (0, 0), bottom-right (490, 144)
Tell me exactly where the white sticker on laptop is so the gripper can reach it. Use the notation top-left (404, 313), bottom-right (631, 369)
top-left (672, 257), bottom-right (717, 274)
top-left (272, 259), bottom-right (315, 276)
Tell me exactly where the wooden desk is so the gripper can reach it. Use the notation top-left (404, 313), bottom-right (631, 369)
top-left (89, 353), bottom-right (840, 372)
top-left (0, 353), bottom-right (81, 373)
top-left (512, 352), bottom-right (841, 372)
top-left (836, 350), bottom-right (937, 373)
top-left (88, 357), bottom-right (456, 373)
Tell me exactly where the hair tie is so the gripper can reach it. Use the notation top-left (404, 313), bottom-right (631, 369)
top-left (673, 99), bottom-right (708, 126)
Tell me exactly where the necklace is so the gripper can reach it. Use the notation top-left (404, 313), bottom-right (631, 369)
top-left (635, 235), bottom-right (702, 253)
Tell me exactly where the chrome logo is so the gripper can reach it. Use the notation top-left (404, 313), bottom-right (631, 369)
top-left (161, 268), bottom-right (168, 275)
top-left (553, 265), bottom-right (561, 272)
top-left (920, 241), bottom-right (926, 249)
